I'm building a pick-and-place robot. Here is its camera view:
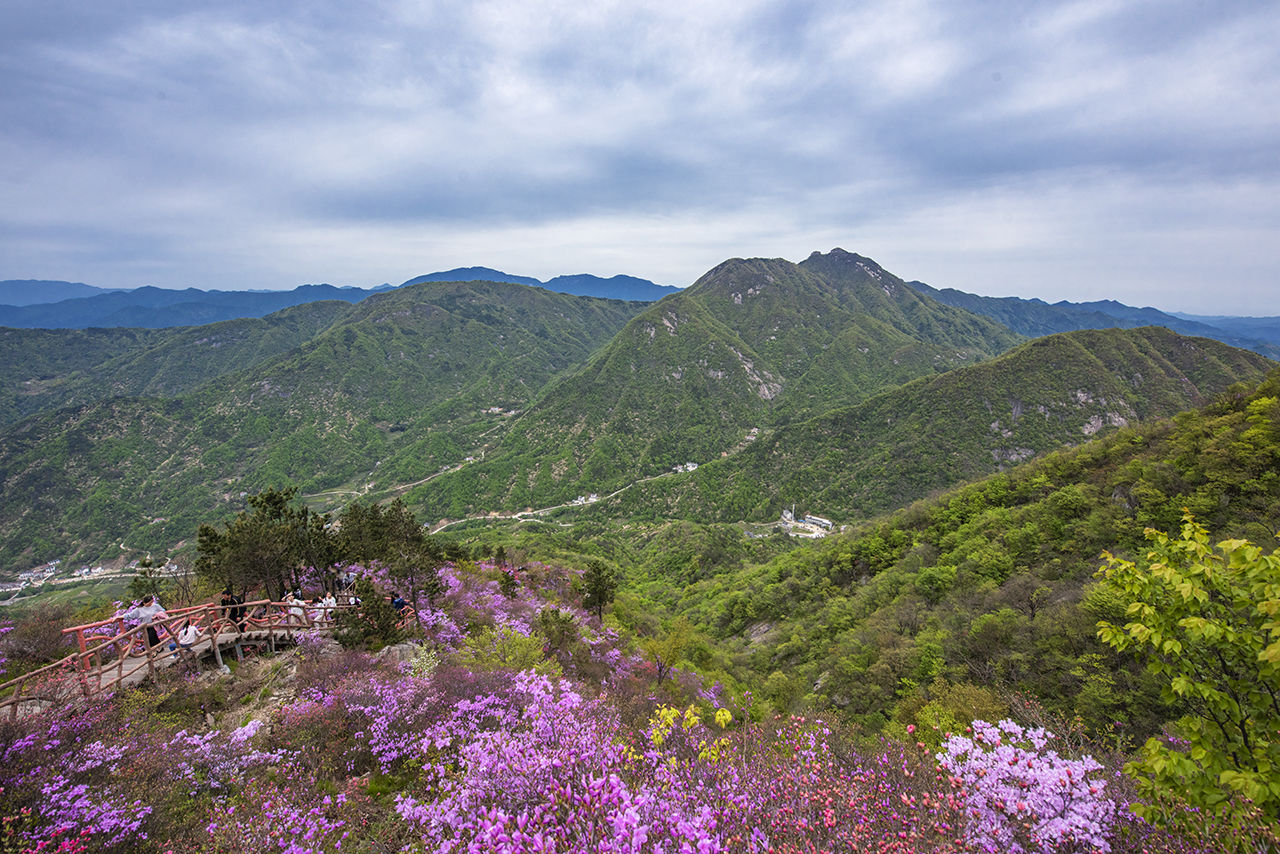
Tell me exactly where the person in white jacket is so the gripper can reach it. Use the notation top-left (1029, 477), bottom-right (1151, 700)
top-left (317, 591), bottom-right (337, 623)
top-left (174, 619), bottom-right (203, 671)
top-left (121, 595), bottom-right (166, 649)
top-left (177, 620), bottom-right (202, 649)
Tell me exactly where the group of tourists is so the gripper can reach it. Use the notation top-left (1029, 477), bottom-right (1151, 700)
top-left (117, 584), bottom-right (345, 651)
top-left (282, 589), bottom-right (339, 626)
top-left (107, 583), bottom-right (357, 678)
top-left (116, 594), bottom-right (206, 670)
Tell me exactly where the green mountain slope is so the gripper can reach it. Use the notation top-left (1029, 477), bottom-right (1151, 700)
top-left (0, 326), bottom-right (163, 428)
top-left (646, 366), bottom-right (1280, 734)
top-left (0, 300), bottom-right (351, 430)
top-left (412, 249), bottom-right (1022, 518)
top-left (604, 327), bottom-right (1276, 523)
top-left (0, 282), bottom-right (645, 573)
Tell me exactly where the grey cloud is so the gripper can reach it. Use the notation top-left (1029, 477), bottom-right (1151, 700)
top-left (0, 0), bottom-right (1277, 313)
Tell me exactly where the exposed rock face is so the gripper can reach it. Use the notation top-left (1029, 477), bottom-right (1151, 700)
top-left (376, 642), bottom-right (420, 665)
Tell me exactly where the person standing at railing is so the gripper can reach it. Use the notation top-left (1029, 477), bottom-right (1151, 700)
top-left (120, 595), bottom-right (166, 649)
top-left (315, 590), bottom-right (337, 623)
top-left (285, 591), bottom-right (307, 626)
top-left (220, 587), bottom-right (246, 632)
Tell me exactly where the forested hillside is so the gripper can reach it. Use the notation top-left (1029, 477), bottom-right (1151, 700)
top-left (636, 367), bottom-right (1280, 741)
top-left (0, 301), bottom-right (350, 430)
top-left (600, 326), bottom-right (1276, 522)
top-left (411, 249), bottom-right (1022, 517)
top-left (0, 282), bottom-right (644, 572)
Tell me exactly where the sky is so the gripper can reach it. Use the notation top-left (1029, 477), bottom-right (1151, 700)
top-left (1, 0), bottom-right (1277, 315)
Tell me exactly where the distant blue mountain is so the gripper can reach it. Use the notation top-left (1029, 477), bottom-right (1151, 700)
top-left (0, 268), bottom-right (678, 329)
top-left (908, 282), bottom-right (1280, 359)
top-left (543, 274), bottom-right (679, 301)
top-left (1170, 312), bottom-right (1280, 348)
top-left (400, 268), bottom-right (677, 301)
top-left (0, 284), bottom-right (376, 329)
top-left (401, 267), bottom-right (542, 288)
top-left (0, 280), bottom-right (124, 306)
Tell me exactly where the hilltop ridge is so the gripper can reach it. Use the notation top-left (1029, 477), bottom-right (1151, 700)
top-left (0, 248), bottom-right (1274, 577)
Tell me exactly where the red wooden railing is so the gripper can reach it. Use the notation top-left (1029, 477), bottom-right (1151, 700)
top-left (0, 599), bottom-right (349, 720)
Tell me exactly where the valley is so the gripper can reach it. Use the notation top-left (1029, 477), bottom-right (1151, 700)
top-left (1, 249), bottom-right (1274, 579)
top-left (3, 249), bottom-right (1280, 850)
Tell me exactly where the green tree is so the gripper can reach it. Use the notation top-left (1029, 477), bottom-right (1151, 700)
top-left (334, 576), bottom-right (403, 650)
top-left (582, 559), bottom-right (617, 621)
top-left (127, 556), bottom-right (166, 602)
top-left (195, 487), bottom-right (324, 599)
top-left (1097, 514), bottom-right (1280, 824)
top-left (497, 568), bottom-right (519, 598)
top-left (452, 624), bottom-right (557, 675)
top-left (337, 499), bottom-right (443, 614)
top-left (537, 607), bottom-right (579, 658)
top-left (642, 617), bottom-right (694, 684)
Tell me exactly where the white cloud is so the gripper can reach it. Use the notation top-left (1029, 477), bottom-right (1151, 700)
top-left (0, 0), bottom-right (1277, 316)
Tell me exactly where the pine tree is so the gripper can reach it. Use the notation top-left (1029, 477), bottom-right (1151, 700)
top-left (582, 559), bottom-right (616, 621)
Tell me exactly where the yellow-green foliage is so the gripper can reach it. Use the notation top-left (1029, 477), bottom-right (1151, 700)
top-left (888, 679), bottom-right (1009, 749)
top-left (1098, 515), bottom-right (1280, 825)
top-left (645, 703), bottom-right (732, 763)
top-left (451, 624), bottom-right (559, 677)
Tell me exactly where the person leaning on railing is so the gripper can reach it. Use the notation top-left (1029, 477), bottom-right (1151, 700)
top-left (120, 595), bottom-right (166, 649)
top-left (285, 591), bottom-right (307, 626)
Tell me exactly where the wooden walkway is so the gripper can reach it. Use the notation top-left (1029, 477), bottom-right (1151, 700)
top-left (0, 599), bottom-right (347, 720)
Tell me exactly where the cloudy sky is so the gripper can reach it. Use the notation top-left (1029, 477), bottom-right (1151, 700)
top-left (2, 0), bottom-right (1277, 314)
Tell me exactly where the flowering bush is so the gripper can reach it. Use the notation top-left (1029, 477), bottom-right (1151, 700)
top-left (938, 718), bottom-right (1116, 853)
top-left (0, 556), bottom-right (1264, 853)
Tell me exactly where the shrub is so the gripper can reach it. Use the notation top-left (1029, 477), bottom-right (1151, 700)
top-left (334, 578), bottom-right (403, 650)
top-left (937, 718), bottom-right (1116, 853)
top-left (1098, 516), bottom-right (1280, 824)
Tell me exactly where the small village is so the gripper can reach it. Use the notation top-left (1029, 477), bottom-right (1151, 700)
top-left (777, 507), bottom-right (834, 538)
top-left (0, 557), bottom-right (182, 601)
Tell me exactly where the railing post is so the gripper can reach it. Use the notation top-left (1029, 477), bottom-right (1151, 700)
top-left (75, 628), bottom-right (90, 672)
top-left (9, 677), bottom-right (25, 721)
top-left (74, 657), bottom-right (90, 698)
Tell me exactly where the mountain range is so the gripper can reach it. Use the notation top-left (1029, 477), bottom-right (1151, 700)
top-left (410, 250), bottom-right (1021, 518)
top-left (907, 281), bottom-right (1280, 359)
top-left (0, 248), bottom-right (1275, 576)
top-left (4, 271), bottom-right (1277, 361)
top-left (0, 269), bottom-right (677, 329)
top-left (594, 325), bottom-right (1272, 523)
top-left (0, 282), bottom-right (646, 570)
